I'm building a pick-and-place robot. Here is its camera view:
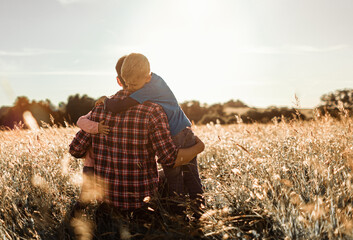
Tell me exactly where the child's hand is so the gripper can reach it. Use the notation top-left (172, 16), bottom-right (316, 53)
top-left (98, 120), bottom-right (109, 135)
top-left (95, 96), bottom-right (107, 107)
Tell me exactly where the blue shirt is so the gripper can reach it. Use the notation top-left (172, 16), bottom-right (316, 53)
top-left (130, 73), bottom-right (191, 136)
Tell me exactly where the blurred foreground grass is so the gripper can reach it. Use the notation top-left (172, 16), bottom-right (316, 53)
top-left (1, 112), bottom-right (353, 239)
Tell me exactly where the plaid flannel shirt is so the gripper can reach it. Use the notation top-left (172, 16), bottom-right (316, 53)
top-left (69, 90), bottom-right (179, 209)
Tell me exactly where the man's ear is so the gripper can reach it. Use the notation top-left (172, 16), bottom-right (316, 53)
top-left (117, 77), bottom-right (123, 87)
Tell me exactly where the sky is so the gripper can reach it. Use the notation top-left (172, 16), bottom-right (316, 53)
top-left (0, 0), bottom-right (353, 108)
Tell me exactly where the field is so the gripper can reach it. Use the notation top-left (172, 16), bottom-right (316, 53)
top-left (1, 113), bottom-right (353, 239)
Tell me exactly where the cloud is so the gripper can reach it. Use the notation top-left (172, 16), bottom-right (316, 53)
top-left (0, 71), bottom-right (112, 76)
top-left (0, 48), bottom-right (66, 57)
top-left (240, 44), bottom-right (349, 55)
top-left (287, 44), bottom-right (348, 53)
top-left (55, 0), bottom-right (95, 5)
top-left (100, 44), bottom-right (147, 57)
top-left (0, 58), bottom-right (18, 72)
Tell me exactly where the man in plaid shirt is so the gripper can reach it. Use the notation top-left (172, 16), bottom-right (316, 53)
top-left (69, 88), bottom-right (204, 210)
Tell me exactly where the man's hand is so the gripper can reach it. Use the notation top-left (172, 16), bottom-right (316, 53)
top-left (194, 136), bottom-right (205, 153)
top-left (173, 135), bottom-right (205, 168)
top-left (95, 96), bottom-right (107, 107)
top-left (98, 120), bottom-right (109, 135)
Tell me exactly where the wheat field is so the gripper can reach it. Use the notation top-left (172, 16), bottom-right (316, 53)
top-left (1, 112), bottom-right (353, 239)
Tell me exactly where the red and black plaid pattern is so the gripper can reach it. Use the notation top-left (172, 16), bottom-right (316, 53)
top-left (69, 90), bottom-right (178, 209)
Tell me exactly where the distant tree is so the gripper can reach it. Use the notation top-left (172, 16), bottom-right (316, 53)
top-left (180, 100), bottom-right (243, 125)
top-left (223, 99), bottom-right (248, 108)
top-left (65, 94), bottom-right (95, 124)
top-left (243, 107), bottom-right (305, 124)
top-left (0, 96), bottom-right (70, 129)
top-left (58, 102), bottom-right (66, 112)
top-left (320, 89), bottom-right (353, 109)
top-left (208, 103), bottom-right (225, 117)
top-left (28, 99), bottom-right (60, 126)
top-left (198, 114), bottom-right (226, 125)
top-left (0, 96), bottom-right (31, 128)
top-left (14, 96), bottom-right (30, 110)
top-left (0, 95), bottom-right (96, 129)
top-left (318, 89), bottom-right (353, 118)
top-left (180, 101), bottom-right (209, 124)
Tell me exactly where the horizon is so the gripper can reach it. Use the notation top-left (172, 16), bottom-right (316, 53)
top-left (0, 88), bottom-right (340, 110)
top-left (1, 0), bottom-right (353, 109)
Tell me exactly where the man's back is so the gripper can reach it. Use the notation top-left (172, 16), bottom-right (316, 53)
top-left (72, 90), bottom-right (178, 209)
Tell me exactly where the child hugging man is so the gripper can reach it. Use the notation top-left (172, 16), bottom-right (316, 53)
top-left (97, 53), bottom-right (204, 214)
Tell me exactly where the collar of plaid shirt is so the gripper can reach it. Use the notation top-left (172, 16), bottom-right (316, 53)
top-left (71, 90), bottom-right (179, 210)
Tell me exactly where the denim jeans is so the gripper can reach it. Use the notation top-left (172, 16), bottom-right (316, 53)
top-left (162, 128), bottom-right (203, 200)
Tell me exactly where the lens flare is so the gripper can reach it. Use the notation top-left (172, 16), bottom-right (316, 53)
top-left (23, 111), bottom-right (39, 130)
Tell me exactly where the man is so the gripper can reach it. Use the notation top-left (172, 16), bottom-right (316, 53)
top-left (69, 56), bottom-right (205, 212)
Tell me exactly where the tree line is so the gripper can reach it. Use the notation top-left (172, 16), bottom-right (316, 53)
top-left (0, 94), bottom-right (95, 129)
top-left (0, 89), bottom-right (352, 129)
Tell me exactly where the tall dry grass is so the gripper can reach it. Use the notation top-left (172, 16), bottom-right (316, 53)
top-left (1, 111), bottom-right (353, 239)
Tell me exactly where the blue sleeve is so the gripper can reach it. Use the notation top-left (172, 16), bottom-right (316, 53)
top-left (130, 76), bottom-right (173, 104)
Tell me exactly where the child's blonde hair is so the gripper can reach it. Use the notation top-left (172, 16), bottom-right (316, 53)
top-left (121, 53), bottom-right (150, 82)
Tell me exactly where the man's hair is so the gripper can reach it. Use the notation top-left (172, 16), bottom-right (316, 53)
top-left (116, 55), bottom-right (127, 89)
top-left (115, 55), bottom-right (126, 77)
top-left (121, 53), bottom-right (150, 82)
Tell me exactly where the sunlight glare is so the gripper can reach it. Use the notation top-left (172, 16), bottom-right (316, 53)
top-left (23, 111), bottom-right (39, 130)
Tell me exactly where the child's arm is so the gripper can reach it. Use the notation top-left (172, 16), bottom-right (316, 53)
top-left (77, 112), bottom-right (109, 135)
top-left (104, 97), bottom-right (140, 114)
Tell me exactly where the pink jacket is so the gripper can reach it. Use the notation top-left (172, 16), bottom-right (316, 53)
top-left (76, 111), bottom-right (98, 167)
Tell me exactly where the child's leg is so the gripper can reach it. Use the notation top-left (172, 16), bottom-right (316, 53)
top-left (177, 128), bottom-right (204, 199)
top-left (182, 156), bottom-right (205, 219)
top-left (161, 165), bottom-right (185, 215)
top-left (182, 157), bottom-right (203, 200)
top-left (161, 164), bottom-right (184, 197)
top-left (177, 129), bottom-right (204, 219)
top-left (161, 130), bottom-right (187, 198)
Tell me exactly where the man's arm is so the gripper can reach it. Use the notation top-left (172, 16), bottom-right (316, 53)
top-left (69, 130), bottom-right (91, 158)
top-left (173, 136), bottom-right (205, 167)
top-left (148, 107), bottom-right (205, 167)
